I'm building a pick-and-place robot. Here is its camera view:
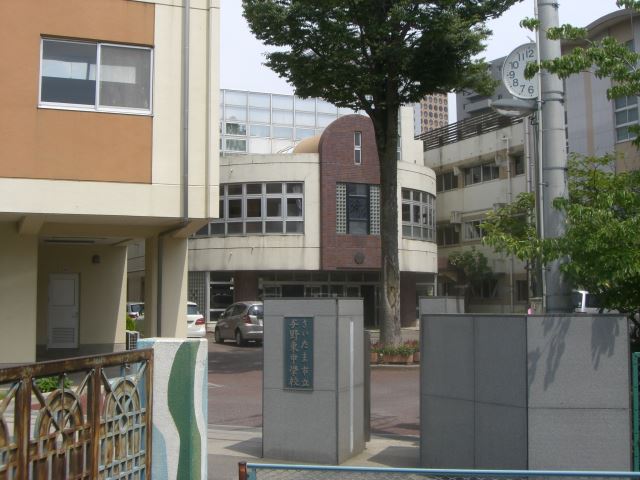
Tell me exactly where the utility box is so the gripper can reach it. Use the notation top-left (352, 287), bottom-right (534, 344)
top-left (263, 298), bottom-right (365, 464)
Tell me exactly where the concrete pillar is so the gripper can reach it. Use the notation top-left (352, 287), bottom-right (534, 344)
top-left (0, 223), bottom-right (37, 364)
top-left (138, 338), bottom-right (208, 480)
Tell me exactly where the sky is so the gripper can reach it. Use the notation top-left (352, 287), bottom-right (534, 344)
top-left (220, 1), bottom-right (622, 114)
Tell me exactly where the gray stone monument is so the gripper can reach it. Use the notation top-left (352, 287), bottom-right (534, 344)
top-left (419, 298), bottom-right (631, 470)
top-left (263, 298), bottom-right (365, 464)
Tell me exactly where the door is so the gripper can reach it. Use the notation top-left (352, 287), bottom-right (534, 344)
top-left (48, 273), bottom-right (79, 348)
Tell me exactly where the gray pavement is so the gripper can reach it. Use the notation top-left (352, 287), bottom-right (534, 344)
top-left (208, 425), bottom-right (420, 480)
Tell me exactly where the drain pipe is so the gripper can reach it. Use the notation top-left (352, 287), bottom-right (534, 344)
top-left (157, 0), bottom-right (190, 337)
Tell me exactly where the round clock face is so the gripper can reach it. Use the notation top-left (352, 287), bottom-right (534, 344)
top-left (502, 43), bottom-right (539, 99)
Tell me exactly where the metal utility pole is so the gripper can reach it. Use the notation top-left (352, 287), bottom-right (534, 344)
top-left (537, 0), bottom-right (572, 312)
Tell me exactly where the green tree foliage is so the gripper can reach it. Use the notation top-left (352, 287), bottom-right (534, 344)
top-left (242, 0), bottom-right (522, 345)
top-left (483, 155), bottom-right (640, 317)
top-left (554, 154), bottom-right (640, 316)
top-left (448, 247), bottom-right (494, 310)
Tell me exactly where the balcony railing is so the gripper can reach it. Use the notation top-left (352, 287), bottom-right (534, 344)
top-left (416, 112), bottom-right (523, 152)
top-left (0, 349), bottom-right (153, 479)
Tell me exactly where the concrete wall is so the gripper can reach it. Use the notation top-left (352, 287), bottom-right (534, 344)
top-left (0, 222), bottom-right (38, 364)
top-left (420, 312), bottom-right (631, 470)
top-left (37, 244), bottom-right (127, 350)
top-left (263, 298), bottom-right (365, 464)
top-left (138, 337), bottom-right (208, 480)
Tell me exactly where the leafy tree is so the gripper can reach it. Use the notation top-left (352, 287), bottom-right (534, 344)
top-left (483, 155), bottom-right (640, 320)
top-left (243, 0), bottom-right (522, 345)
top-left (481, 192), bottom-right (547, 299)
top-left (448, 247), bottom-right (495, 312)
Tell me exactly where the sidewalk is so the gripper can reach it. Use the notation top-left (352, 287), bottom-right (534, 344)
top-left (208, 425), bottom-right (420, 480)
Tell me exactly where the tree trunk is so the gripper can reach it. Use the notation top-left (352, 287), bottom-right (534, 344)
top-left (372, 103), bottom-right (401, 346)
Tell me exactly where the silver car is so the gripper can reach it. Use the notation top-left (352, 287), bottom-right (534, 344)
top-left (214, 301), bottom-right (263, 346)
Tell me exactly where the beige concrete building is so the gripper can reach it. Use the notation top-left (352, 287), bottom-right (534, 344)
top-left (0, 0), bottom-right (220, 364)
top-left (418, 94), bottom-right (449, 134)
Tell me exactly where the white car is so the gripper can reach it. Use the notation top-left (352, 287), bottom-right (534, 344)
top-left (187, 301), bottom-right (206, 338)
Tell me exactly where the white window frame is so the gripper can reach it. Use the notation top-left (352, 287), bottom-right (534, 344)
top-left (39, 38), bottom-right (153, 116)
top-left (401, 188), bottom-right (435, 242)
top-left (354, 131), bottom-right (362, 165)
top-left (614, 95), bottom-right (639, 143)
top-left (463, 219), bottom-right (484, 241)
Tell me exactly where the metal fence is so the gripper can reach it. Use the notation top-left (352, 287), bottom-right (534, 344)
top-left (240, 464), bottom-right (640, 480)
top-left (633, 352), bottom-right (640, 471)
top-left (0, 349), bottom-right (153, 479)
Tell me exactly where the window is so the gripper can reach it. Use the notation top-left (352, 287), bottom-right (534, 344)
top-left (463, 220), bottom-right (484, 241)
top-left (514, 154), bottom-right (525, 176)
top-left (354, 131), bottom-right (362, 165)
top-left (464, 162), bottom-right (499, 186)
top-left (436, 224), bottom-right (460, 246)
top-left (614, 95), bottom-right (639, 142)
top-left (336, 183), bottom-right (380, 235)
top-left (40, 38), bottom-right (152, 114)
top-left (472, 278), bottom-right (498, 298)
top-left (436, 171), bottom-right (457, 192)
top-left (225, 138), bottom-right (247, 152)
top-left (210, 182), bottom-right (304, 235)
top-left (401, 188), bottom-right (435, 241)
top-left (516, 280), bottom-right (528, 302)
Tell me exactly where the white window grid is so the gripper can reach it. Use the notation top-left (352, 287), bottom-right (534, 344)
top-left (464, 162), bottom-right (499, 186)
top-left (401, 188), bottom-right (435, 241)
top-left (436, 224), bottom-right (460, 246)
top-left (354, 131), bottom-right (362, 165)
top-left (39, 38), bottom-right (153, 115)
top-left (614, 95), bottom-right (639, 142)
top-left (210, 182), bottom-right (304, 235)
top-left (463, 219), bottom-right (484, 241)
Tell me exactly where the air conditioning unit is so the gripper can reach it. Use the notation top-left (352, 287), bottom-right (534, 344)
top-left (126, 331), bottom-right (140, 350)
top-left (452, 166), bottom-right (461, 176)
top-left (450, 210), bottom-right (462, 224)
top-left (493, 202), bottom-right (506, 212)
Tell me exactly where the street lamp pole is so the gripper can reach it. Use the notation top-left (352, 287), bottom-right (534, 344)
top-left (537, 0), bottom-right (572, 312)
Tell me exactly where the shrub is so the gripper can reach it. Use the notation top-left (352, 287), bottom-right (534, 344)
top-left (126, 314), bottom-right (137, 332)
top-left (405, 340), bottom-right (419, 353)
top-left (35, 376), bottom-right (73, 393)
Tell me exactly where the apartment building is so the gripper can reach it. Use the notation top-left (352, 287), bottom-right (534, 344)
top-left (0, 0), bottom-right (220, 364)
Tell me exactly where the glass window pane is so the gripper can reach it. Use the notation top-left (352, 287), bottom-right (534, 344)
top-left (296, 128), bottom-right (315, 140)
top-left (225, 105), bottom-right (247, 122)
top-left (628, 96), bottom-right (638, 105)
top-left (99, 45), bottom-right (151, 110)
top-left (295, 97), bottom-right (315, 112)
top-left (266, 198), bottom-right (282, 217)
top-left (228, 199), bottom-right (242, 218)
top-left (249, 124), bottom-right (271, 137)
top-left (246, 183), bottom-right (262, 194)
top-left (287, 198), bottom-right (303, 217)
top-left (273, 126), bottom-right (293, 139)
top-left (225, 138), bottom-right (246, 151)
top-left (272, 110), bottom-right (293, 125)
top-left (616, 111), bottom-right (628, 125)
top-left (246, 198), bottom-right (262, 217)
top-left (286, 183), bottom-right (303, 194)
top-left (402, 189), bottom-right (410, 200)
top-left (248, 92), bottom-right (269, 108)
top-left (265, 221), bottom-right (283, 233)
top-left (402, 204), bottom-right (410, 222)
top-left (227, 222), bottom-right (243, 234)
top-left (402, 225), bottom-right (412, 237)
top-left (347, 183), bottom-right (367, 196)
top-left (246, 222), bottom-right (262, 233)
top-left (629, 107), bottom-right (639, 122)
top-left (295, 111), bottom-right (316, 126)
top-left (317, 99), bottom-right (337, 114)
top-left (348, 220), bottom-right (368, 235)
top-left (615, 97), bottom-right (627, 109)
top-left (249, 107), bottom-right (270, 123)
top-left (224, 90), bottom-right (247, 105)
top-left (317, 113), bottom-right (337, 128)
top-left (227, 184), bottom-right (242, 195)
top-left (225, 123), bottom-right (246, 135)
top-left (272, 94), bottom-right (293, 109)
top-left (210, 222), bottom-right (225, 235)
top-left (286, 221), bottom-right (304, 233)
top-left (412, 204), bottom-right (420, 223)
top-left (266, 183), bottom-right (282, 194)
top-left (41, 40), bottom-right (97, 105)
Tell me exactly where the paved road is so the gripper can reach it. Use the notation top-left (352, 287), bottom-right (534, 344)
top-left (207, 334), bottom-right (419, 436)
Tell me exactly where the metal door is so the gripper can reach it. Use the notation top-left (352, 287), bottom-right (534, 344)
top-left (48, 273), bottom-right (79, 348)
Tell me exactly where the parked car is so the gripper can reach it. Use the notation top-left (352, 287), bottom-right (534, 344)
top-left (187, 301), bottom-right (206, 338)
top-left (214, 301), bottom-right (263, 346)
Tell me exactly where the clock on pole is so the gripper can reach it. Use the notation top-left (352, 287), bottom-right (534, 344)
top-left (502, 43), bottom-right (539, 100)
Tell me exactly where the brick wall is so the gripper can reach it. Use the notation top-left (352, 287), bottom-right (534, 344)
top-left (319, 115), bottom-right (381, 270)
